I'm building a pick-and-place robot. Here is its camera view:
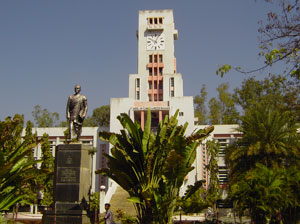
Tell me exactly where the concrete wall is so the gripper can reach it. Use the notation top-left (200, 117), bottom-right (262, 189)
top-left (110, 97), bottom-right (135, 134)
top-left (194, 124), bottom-right (240, 187)
top-left (169, 96), bottom-right (195, 134)
top-left (163, 73), bottom-right (183, 101)
top-left (22, 127), bottom-right (103, 193)
top-left (108, 9), bottom-right (200, 199)
top-left (137, 10), bottom-right (177, 76)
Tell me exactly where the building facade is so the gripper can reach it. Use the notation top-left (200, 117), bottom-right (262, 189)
top-left (23, 127), bottom-right (109, 193)
top-left (108, 10), bottom-right (196, 199)
top-left (27, 10), bottom-right (242, 206)
top-left (195, 125), bottom-right (241, 190)
top-left (110, 9), bottom-right (195, 135)
top-left (109, 10), bottom-right (243, 199)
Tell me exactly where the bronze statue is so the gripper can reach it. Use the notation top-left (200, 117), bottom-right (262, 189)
top-left (66, 85), bottom-right (88, 141)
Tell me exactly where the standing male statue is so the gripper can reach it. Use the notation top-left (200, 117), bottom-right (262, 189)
top-left (66, 85), bottom-right (88, 142)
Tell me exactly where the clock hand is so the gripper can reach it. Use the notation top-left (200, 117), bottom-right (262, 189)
top-left (155, 35), bottom-right (159, 43)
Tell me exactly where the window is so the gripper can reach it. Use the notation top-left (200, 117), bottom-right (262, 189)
top-left (159, 68), bottom-right (163, 75)
top-left (154, 95), bottom-right (157, 101)
top-left (136, 91), bottom-right (140, 100)
top-left (179, 112), bottom-right (184, 116)
top-left (159, 94), bottom-right (163, 101)
top-left (154, 81), bottom-right (157, 89)
top-left (149, 68), bottom-right (153, 76)
top-left (149, 55), bottom-right (152, 63)
top-left (149, 54), bottom-right (163, 63)
top-left (148, 17), bottom-right (163, 25)
top-left (159, 55), bottom-right (163, 63)
top-left (159, 81), bottom-right (163, 89)
top-left (218, 166), bottom-right (229, 183)
top-left (170, 78), bottom-right (174, 87)
top-left (154, 68), bottom-right (157, 76)
top-left (170, 78), bottom-right (175, 97)
top-left (149, 82), bottom-right (152, 89)
top-left (148, 94), bottom-right (152, 101)
top-left (136, 78), bottom-right (140, 88)
top-left (49, 141), bottom-right (55, 155)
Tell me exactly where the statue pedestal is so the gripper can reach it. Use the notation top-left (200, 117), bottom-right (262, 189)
top-left (42, 144), bottom-right (92, 224)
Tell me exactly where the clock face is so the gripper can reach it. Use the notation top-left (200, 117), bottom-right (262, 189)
top-left (146, 33), bottom-right (165, 50)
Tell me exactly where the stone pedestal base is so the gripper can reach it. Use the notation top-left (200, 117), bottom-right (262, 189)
top-left (42, 144), bottom-right (92, 224)
top-left (42, 210), bottom-right (90, 224)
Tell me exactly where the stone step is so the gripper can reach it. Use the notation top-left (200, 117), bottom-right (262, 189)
top-left (109, 186), bottom-right (137, 217)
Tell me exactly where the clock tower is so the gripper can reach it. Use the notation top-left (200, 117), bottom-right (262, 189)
top-left (108, 9), bottom-right (197, 199)
top-left (110, 9), bottom-right (195, 145)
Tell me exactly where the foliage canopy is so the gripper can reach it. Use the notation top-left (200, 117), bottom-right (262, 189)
top-left (97, 110), bottom-right (213, 224)
top-left (0, 115), bottom-right (39, 211)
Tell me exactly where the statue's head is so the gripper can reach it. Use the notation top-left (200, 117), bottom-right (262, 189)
top-left (74, 85), bottom-right (81, 94)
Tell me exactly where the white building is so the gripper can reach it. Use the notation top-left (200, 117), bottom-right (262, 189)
top-left (22, 127), bottom-right (109, 193)
top-left (109, 10), bottom-right (242, 199)
top-left (110, 9), bottom-right (194, 135)
top-left (109, 9), bottom-right (196, 198)
top-left (195, 125), bottom-right (241, 189)
top-left (26, 10), bottom-right (241, 206)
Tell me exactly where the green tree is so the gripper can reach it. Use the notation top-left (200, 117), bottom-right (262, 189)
top-left (229, 164), bottom-right (286, 223)
top-left (205, 140), bottom-right (222, 217)
top-left (230, 165), bottom-right (300, 223)
top-left (280, 166), bottom-right (300, 223)
top-left (40, 133), bottom-right (54, 207)
top-left (194, 84), bottom-right (208, 124)
top-left (32, 105), bottom-right (59, 127)
top-left (226, 103), bottom-right (299, 183)
top-left (258, 0), bottom-right (300, 78)
top-left (18, 121), bottom-right (42, 208)
top-left (217, 0), bottom-right (300, 78)
top-left (59, 120), bottom-right (68, 127)
top-left (217, 83), bottom-right (239, 124)
top-left (0, 115), bottom-right (38, 212)
top-left (208, 98), bottom-right (222, 125)
top-left (226, 102), bottom-right (300, 223)
top-left (82, 116), bottom-right (95, 127)
top-left (16, 123), bottom-right (54, 210)
top-left (86, 192), bottom-right (100, 224)
top-left (83, 105), bottom-right (110, 127)
top-left (208, 83), bottom-right (238, 124)
top-left (96, 110), bottom-right (214, 224)
top-left (179, 181), bottom-right (207, 214)
top-left (234, 74), bottom-right (300, 121)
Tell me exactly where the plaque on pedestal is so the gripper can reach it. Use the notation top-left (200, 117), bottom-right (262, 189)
top-left (42, 144), bottom-right (92, 224)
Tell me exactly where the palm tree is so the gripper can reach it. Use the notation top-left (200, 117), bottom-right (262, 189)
top-left (280, 166), bottom-right (300, 224)
top-left (225, 102), bottom-right (300, 223)
top-left (225, 103), bottom-right (299, 185)
top-left (205, 140), bottom-right (221, 218)
top-left (228, 164), bottom-right (286, 223)
top-left (0, 115), bottom-right (39, 212)
top-left (96, 110), bottom-right (214, 224)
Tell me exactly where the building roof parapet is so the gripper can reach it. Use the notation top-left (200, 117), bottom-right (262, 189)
top-left (132, 106), bottom-right (169, 111)
top-left (134, 101), bottom-right (169, 107)
top-left (139, 9), bottom-right (173, 14)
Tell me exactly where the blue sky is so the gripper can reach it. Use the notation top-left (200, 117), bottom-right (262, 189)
top-left (0, 0), bottom-right (278, 123)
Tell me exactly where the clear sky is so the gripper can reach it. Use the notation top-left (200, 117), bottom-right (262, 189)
top-left (0, 0), bottom-right (278, 123)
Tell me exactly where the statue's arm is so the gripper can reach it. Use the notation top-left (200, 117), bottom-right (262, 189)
top-left (66, 96), bottom-right (71, 120)
top-left (82, 96), bottom-right (88, 119)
